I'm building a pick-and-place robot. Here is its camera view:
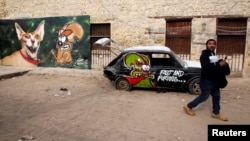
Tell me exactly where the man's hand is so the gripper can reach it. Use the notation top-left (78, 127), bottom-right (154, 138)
top-left (219, 60), bottom-right (228, 66)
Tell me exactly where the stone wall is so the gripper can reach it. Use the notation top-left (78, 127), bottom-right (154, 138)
top-left (1, 0), bottom-right (250, 76)
top-left (2, 0), bottom-right (249, 45)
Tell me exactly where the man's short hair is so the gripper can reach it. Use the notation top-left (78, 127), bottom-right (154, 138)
top-left (206, 39), bottom-right (216, 46)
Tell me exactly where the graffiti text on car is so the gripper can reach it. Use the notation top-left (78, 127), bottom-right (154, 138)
top-left (157, 70), bottom-right (185, 82)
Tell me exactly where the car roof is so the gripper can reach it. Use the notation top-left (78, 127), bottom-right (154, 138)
top-left (122, 45), bottom-right (172, 53)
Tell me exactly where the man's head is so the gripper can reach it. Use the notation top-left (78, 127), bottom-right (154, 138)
top-left (206, 39), bottom-right (216, 51)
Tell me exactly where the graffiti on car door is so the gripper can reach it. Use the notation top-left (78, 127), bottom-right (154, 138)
top-left (157, 69), bottom-right (186, 82)
top-left (154, 69), bottom-right (186, 88)
top-left (122, 52), bottom-right (155, 87)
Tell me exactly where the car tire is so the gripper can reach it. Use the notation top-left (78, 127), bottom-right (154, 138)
top-left (115, 77), bottom-right (132, 91)
top-left (188, 78), bottom-right (201, 95)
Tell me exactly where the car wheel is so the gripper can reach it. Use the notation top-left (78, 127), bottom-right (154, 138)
top-left (188, 78), bottom-right (201, 95)
top-left (115, 77), bottom-right (131, 91)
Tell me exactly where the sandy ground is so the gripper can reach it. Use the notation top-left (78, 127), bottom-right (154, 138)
top-left (0, 67), bottom-right (249, 141)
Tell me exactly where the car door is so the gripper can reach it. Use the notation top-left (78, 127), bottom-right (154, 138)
top-left (150, 53), bottom-right (187, 89)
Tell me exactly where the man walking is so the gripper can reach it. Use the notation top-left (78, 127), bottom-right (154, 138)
top-left (183, 39), bottom-right (230, 121)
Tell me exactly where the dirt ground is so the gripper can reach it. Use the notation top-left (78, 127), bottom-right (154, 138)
top-left (0, 67), bottom-right (249, 141)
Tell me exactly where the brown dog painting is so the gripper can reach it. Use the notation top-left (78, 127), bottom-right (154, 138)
top-left (51, 22), bottom-right (84, 66)
top-left (0, 20), bottom-right (45, 67)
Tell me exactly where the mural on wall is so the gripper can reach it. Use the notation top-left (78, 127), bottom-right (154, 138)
top-left (51, 22), bottom-right (84, 67)
top-left (0, 20), bottom-right (45, 67)
top-left (0, 15), bottom-right (90, 69)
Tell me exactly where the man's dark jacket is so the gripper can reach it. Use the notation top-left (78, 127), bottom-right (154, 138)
top-left (200, 49), bottom-right (230, 88)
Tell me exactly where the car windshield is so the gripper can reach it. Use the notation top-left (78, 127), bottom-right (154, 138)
top-left (171, 51), bottom-right (185, 67)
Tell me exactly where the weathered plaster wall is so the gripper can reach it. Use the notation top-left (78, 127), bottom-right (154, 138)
top-left (1, 0), bottom-right (250, 76)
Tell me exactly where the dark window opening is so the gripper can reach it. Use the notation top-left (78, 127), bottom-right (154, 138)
top-left (90, 23), bottom-right (111, 50)
top-left (165, 19), bottom-right (192, 58)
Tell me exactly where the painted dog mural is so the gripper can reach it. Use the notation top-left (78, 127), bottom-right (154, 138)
top-left (0, 20), bottom-right (45, 67)
top-left (0, 15), bottom-right (90, 69)
top-left (51, 22), bottom-right (84, 67)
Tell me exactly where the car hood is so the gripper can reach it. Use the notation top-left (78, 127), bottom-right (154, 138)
top-left (184, 60), bottom-right (201, 68)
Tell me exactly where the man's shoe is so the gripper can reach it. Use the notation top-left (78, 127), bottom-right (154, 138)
top-left (183, 105), bottom-right (195, 116)
top-left (211, 113), bottom-right (228, 121)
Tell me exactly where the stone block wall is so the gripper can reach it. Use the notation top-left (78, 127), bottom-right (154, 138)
top-left (2, 0), bottom-right (249, 45)
top-left (1, 0), bottom-right (250, 76)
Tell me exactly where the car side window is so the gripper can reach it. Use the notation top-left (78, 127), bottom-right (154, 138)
top-left (151, 53), bottom-right (174, 67)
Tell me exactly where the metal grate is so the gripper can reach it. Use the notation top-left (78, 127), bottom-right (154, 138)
top-left (91, 50), bottom-right (113, 68)
top-left (218, 54), bottom-right (243, 72)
